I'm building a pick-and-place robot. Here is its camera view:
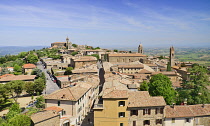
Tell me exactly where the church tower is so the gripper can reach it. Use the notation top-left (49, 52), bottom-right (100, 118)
top-left (66, 36), bottom-right (69, 49)
top-left (170, 46), bottom-right (175, 66)
top-left (138, 44), bottom-right (143, 54)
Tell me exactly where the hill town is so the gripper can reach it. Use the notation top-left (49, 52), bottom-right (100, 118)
top-left (0, 37), bottom-right (210, 126)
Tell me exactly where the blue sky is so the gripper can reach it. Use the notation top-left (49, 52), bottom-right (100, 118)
top-left (0, 0), bottom-right (210, 47)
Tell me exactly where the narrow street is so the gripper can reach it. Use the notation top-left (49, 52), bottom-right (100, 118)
top-left (37, 61), bottom-right (60, 94)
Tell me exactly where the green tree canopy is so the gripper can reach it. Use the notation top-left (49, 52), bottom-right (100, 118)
top-left (8, 114), bottom-right (31, 126)
top-left (34, 78), bottom-right (46, 94)
top-left (26, 54), bottom-right (38, 64)
top-left (72, 44), bottom-right (78, 48)
top-left (64, 67), bottom-right (73, 75)
top-left (114, 49), bottom-right (118, 52)
top-left (35, 96), bottom-right (45, 108)
top-left (6, 80), bottom-right (24, 100)
top-left (148, 73), bottom-right (176, 105)
top-left (139, 81), bottom-right (149, 91)
top-left (71, 51), bottom-right (78, 56)
top-left (24, 82), bottom-right (35, 95)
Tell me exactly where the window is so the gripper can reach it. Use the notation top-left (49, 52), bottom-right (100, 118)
top-left (119, 101), bottom-right (125, 106)
top-left (143, 120), bottom-right (150, 125)
top-left (156, 119), bottom-right (162, 124)
top-left (58, 101), bottom-right (60, 106)
top-left (172, 118), bottom-right (175, 123)
top-left (119, 112), bottom-right (125, 117)
top-left (62, 111), bottom-right (66, 115)
top-left (155, 108), bottom-right (164, 114)
top-left (130, 110), bottom-right (138, 116)
top-left (143, 109), bottom-right (151, 115)
top-left (120, 123), bottom-right (123, 126)
top-left (185, 118), bottom-right (190, 123)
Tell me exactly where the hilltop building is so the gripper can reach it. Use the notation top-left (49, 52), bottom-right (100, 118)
top-left (51, 37), bottom-right (72, 49)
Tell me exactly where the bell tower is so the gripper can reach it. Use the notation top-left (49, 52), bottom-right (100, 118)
top-left (66, 36), bottom-right (69, 49)
top-left (138, 44), bottom-right (143, 54)
top-left (170, 46), bottom-right (175, 66)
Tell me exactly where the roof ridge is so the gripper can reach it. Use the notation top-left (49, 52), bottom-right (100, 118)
top-left (67, 87), bottom-right (76, 101)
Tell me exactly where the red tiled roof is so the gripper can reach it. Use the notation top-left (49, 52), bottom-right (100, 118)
top-left (23, 64), bottom-right (36, 69)
top-left (44, 83), bottom-right (91, 101)
top-left (44, 106), bottom-right (63, 113)
top-left (165, 105), bottom-right (194, 118)
top-left (0, 75), bottom-right (36, 82)
top-left (128, 91), bottom-right (166, 107)
top-left (118, 64), bottom-right (144, 69)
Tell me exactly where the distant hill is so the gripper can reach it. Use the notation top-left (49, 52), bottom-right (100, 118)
top-left (0, 46), bottom-right (48, 56)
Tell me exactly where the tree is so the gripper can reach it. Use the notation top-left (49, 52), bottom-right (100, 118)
top-left (7, 80), bottom-right (24, 101)
top-left (114, 49), bottom-right (118, 52)
top-left (24, 82), bottom-right (35, 95)
top-left (139, 81), bottom-right (149, 91)
top-left (91, 54), bottom-right (99, 60)
top-left (26, 54), bottom-right (38, 64)
top-left (177, 65), bottom-right (210, 105)
top-left (17, 52), bottom-right (27, 58)
top-left (13, 64), bottom-right (22, 75)
top-left (0, 84), bottom-right (10, 108)
top-left (71, 51), bottom-right (78, 56)
top-left (94, 47), bottom-right (100, 49)
top-left (6, 103), bottom-right (21, 119)
top-left (34, 78), bottom-right (46, 94)
top-left (8, 114), bottom-right (31, 126)
top-left (148, 73), bottom-right (176, 105)
top-left (72, 44), bottom-right (78, 48)
top-left (35, 96), bottom-right (45, 108)
top-left (64, 67), bottom-right (73, 75)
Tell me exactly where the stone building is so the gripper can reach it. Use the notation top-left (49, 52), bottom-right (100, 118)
top-left (51, 37), bottom-right (72, 49)
top-left (22, 63), bottom-right (36, 75)
top-left (170, 46), bottom-right (175, 67)
top-left (44, 83), bottom-right (98, 125)
top-left (138, 44), bottom-right (143, 54)
top-left (94, 88), bottom-right (166, 126)
top-left (104, 53), bottom-right (147, 63)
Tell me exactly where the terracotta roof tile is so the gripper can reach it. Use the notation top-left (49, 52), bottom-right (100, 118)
top-left (0, 75), bottom-right (36, 82)
top-left (165, 105), bottom-right (194, 118)
top-left (44, 106), bottom-right (63, 113)
top-left (23, 64), bottom-right (36, 69)
top-left (31, 110), bottom-right (59, 124)
top-left (128, 91), bottom-right (166, 107)
top-left (44, 83), bottom-right (91, 101)
top-left (103, 90), bottom-right (128, 99)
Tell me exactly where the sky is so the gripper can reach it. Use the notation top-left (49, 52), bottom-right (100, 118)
top-left (0, 0), bottom-right (210, 48)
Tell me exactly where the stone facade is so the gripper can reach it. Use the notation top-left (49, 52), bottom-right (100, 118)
top-left (138, 44), bottom-right (143, 54)
top-left (170, 46), bottom-right (175, 67)
top-left (106, 53), bottom-right (147, 63)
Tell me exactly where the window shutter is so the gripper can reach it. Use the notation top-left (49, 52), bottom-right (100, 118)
top-left (148, 109), bottom-right (151, 115)
top-left (136, 110), bottom-right (138, 115)
top-left (155, 108), bottom-right (158, 114)
top-left (130, 111), bottom-right (132, 116)
top-left (143, 109), bottom-right (145, 115)
top-left (123, 112), bottom-right (125, 117)
top-left (148, 120), bottom-right (150, 125)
